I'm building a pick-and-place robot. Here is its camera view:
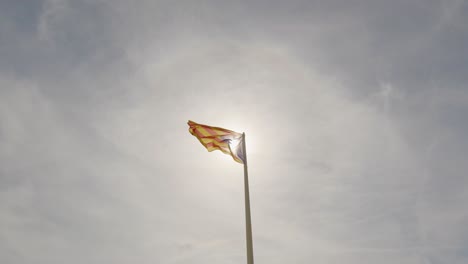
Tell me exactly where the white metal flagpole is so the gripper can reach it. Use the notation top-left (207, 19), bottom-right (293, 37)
top-left (242, 132), bottom-right (254, 264)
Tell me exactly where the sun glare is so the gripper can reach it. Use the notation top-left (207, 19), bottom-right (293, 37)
top-left (229, 138), bottom-right (241, 147)
top-left (220, 119), bottom-right (259, 155)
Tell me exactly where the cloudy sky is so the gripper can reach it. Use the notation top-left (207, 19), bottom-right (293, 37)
top-left (1, 0), bottom-right (468, 263)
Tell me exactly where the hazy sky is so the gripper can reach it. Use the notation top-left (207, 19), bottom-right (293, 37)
top-left (1, 1), bottom-right (468, 263)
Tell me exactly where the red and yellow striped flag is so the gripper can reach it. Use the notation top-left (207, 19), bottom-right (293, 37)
top-left (188, 120), bottom-right (244, 164)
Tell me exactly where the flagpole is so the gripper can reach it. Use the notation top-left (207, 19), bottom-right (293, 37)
top-left (242, 132), bottom-right (254, 264)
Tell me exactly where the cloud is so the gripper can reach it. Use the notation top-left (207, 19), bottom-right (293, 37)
top-left (1, 1), bottom-right (467, 263)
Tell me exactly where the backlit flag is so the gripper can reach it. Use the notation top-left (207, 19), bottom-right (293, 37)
top-left (188, 120), bottom-right (244, 164)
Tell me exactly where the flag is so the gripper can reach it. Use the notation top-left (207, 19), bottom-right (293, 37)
top-left (188, 120), bottom-right (244, 164)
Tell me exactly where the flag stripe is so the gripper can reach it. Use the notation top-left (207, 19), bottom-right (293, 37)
top-left (200, 136), bottom-right (227, 144)
top-left (203, 140), bottom-right (229, 148)
top-left (200, 126), bottom-right (229, 137)
top-left (198, 127), bottom-right (213, 137)
top-left (203, 126), bottom-right (218, 136)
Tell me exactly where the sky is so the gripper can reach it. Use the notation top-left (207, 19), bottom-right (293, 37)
top-left (1, 0), bottom-right (468, 263)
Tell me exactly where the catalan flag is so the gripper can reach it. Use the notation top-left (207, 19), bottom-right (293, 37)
top-left (188, 120), bottom-right (244, 164)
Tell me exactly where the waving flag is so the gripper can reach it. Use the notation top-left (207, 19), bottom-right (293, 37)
top-left (188, 120), bottom-right (244, 164)
top-left (187, 120), bottom-right (254, 264)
